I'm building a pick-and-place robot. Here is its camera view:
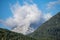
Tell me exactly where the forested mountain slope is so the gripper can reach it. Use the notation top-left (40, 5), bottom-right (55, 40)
top-left (0, 28), bottom-right (37, 40)
top-left (0, 12), bottom-right (60, 40)
top-left (29, 12), bottom-right (60, 40)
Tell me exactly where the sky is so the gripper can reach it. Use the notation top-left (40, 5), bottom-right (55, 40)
top-left (0, 0), bottom-right (60, 35)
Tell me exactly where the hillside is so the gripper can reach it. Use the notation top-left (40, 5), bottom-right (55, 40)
top-left (0, 12), bottom-right (60, 40)
top-left (0, 28), bottom-right (37, 40)
top-left (29, 12), bottom-right (60, 40)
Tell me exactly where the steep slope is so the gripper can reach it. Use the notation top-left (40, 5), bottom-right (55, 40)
top-left (29, 12), bottom-right (60, 40)
top-left (0, 28), bottom-right (37, 40)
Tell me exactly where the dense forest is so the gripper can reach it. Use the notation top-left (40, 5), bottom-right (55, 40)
top-left (0, 28), bottom-right (36, 40)
top-left (29, 12), bottom-right (60, 40)
top-left (0, 12), bottom-right (60, 40)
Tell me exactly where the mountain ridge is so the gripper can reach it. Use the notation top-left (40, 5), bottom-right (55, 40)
top-left (0, 28), bottom-right (37, 40)
top-left (29, 12), bottom-right (60, 40)
top-left (0, 12), bottom-right (60, 40)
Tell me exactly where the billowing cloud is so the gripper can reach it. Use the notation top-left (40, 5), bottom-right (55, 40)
top-left (6, 2), bottom-right (42, 34)
top-left (47, 0), bottom-right (60, 9)
top-left (43, 13), bottom-right (52, 21)
top-left (0, 1), bottom-right (52, 35)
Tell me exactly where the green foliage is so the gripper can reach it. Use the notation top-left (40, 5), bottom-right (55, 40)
top-left (0, 28), bottom-right (37, 40)
top-left (0, 12), bottom-right (60, 40)
top-left (29, 12), bottom-right (60, 40)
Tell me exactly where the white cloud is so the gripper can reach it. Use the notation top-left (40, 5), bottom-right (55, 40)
top-left (5, 2), bottom-right (42, 35)
top-left (47, 0), bottom-right (60, 9)
top-left (0, 1), bottom-right (52, 35)
top-left (43, 13), bottom-right (52, 21)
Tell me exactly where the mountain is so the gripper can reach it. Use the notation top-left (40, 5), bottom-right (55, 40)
top-left (0, 28), bottom-right (37, 40)
top-left (29, 12), bottom-right (60, 40)
top-left (0, 12), bottom-right (60, 40)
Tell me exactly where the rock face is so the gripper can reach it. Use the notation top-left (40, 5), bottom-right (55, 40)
top-left (0, 28), bottom-right (36, 40)
top-left (29, 12), bottom-right (60, 40)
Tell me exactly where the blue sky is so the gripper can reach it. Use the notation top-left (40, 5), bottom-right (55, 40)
top-left (0, 0), bottom-right (60, 20)
top-left (0, 0), bottom-right (60, 34)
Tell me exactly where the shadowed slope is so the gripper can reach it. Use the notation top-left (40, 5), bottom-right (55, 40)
top-left (29, 12), bottom-right (60, 40)
top-left (0, 28), bottom-right (37, 40)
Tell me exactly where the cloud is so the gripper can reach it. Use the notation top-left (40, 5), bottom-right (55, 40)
top-left (5, 2), bottom-right (42, 34)
top-left (43, 13), bottom-right (52, 21)
top-left (0, 20), bottom-right (8, 26)
top-left (0, 1), bottom-right (52, 35)
top-left (47, 0), bottom-right (60, 9)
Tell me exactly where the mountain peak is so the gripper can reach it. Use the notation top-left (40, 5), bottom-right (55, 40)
top-left (29, 12), bottom-right (60, 40)
top-left (0, 28), bottom-right (37, 40)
